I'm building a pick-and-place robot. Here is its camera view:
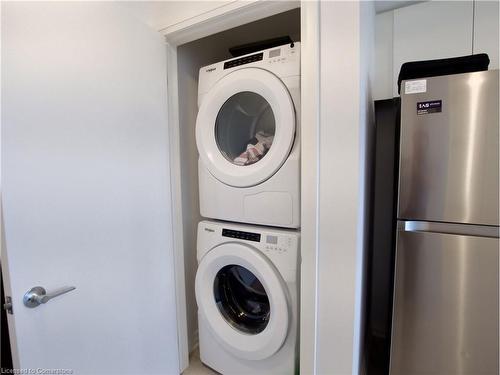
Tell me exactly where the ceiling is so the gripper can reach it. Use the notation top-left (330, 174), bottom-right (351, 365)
top-left (118, 1), bottom-right (427, 31)
top-left (117, 1), bottom-right (229, 31)
top-left (374, 1), bottom-right (425, 14)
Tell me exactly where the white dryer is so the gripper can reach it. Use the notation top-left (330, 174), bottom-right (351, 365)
top-left (195, 220), bottom-right (299, 374)
top-left (196, 43), bottom-right (300, 228)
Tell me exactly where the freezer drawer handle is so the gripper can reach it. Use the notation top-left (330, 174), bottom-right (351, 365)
top-left (23, 286), bottom-right (76, 308)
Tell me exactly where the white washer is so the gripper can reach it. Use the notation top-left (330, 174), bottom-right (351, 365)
top-left (195, 220), bottom-right (299, 374)
top-left (196, 43), bottom-right (300, 228)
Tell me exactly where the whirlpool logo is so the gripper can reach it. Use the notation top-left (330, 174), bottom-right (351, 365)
top-left (204, 228), bottom-right (215, 233)
top-left (206, 67), bottom-right (216, 72)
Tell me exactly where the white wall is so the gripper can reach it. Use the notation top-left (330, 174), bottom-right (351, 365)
top-left (474, 0), bottom-right (500, 70)
top-left (373, 11), bottom-right (394, 101)
top-left (392, 0), bottom-right (474, 96)
top-left (374, 0), bottom-right (499, 100)
top-left (315, 1), bottom-right (375, 374)
top-left (117, 1), bottom-right (229, 31)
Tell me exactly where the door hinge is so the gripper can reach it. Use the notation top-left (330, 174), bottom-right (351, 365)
top-left (3, 296), bottom-right (13, 314)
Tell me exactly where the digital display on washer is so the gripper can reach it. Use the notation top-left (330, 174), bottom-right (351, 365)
top-left (266, 235), bottom-right (278, 245)
top-left (223, 53), bottom-right (263, 70)
top-left (222, 228), bottom-right (261, 242)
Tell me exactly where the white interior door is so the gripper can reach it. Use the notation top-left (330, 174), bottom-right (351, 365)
top-left (1, 2), bottom-right (181, 374)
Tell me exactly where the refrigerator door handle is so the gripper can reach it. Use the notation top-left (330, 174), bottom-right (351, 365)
top-left (398, 220), bottom-right (499, 238)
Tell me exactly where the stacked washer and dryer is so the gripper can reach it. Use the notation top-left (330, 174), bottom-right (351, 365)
top-left (194, 43), bottom-right (301, 374)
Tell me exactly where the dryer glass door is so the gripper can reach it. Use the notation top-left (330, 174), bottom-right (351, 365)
top-left (215, 92), bottom-right (275, 166)
top-left (196, 68), bottom-right (296, 188)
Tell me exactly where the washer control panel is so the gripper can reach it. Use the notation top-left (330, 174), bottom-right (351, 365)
top-left (264, 234), bottom-right (294, 253)
top-left (220, 227), bottom-right (294, 253)
top-left (198, 221), bottom-right (299, 271)
top-left (222, 228), bottom-right (261, 242)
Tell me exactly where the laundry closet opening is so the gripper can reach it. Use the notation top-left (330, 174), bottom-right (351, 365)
top-left (174, 7), bottom-right (301, 354)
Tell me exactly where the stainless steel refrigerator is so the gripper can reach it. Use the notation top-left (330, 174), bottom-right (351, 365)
top-left (390, 70), bottom-right (499, 375)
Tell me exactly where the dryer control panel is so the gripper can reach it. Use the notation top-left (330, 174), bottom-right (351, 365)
top-left (266, 45), bottom-right (298, 65)
top-left (198, 42), bottom-right (300, 102)
top-left (223, 53), bottom-right (263, 70)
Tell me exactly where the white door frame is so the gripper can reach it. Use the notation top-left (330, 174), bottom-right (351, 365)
top-left (161, 1), bottom-right (320, 373)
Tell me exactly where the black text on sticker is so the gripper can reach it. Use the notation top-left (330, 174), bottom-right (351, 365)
top-left (417, 100), bottom-right (442, 115)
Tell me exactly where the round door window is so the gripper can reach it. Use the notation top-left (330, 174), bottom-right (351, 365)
top-left (215, 92), bottom-right (276, 166)
top-left (213, 264), bottom-right (270, 334)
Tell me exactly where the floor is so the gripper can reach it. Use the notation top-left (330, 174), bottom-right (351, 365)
top-left (183, 348), bottom-right (219, 375)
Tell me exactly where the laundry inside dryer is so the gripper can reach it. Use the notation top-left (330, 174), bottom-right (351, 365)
top-left (215, 91), bottom-right (276, 166)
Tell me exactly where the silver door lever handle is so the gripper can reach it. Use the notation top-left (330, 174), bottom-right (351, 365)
top-left (23, 286), bottom-right (76, 308)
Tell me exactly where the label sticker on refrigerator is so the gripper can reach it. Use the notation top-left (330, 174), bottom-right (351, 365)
top-left (405, 79), bottom-right (427, 94)
top-left (417, 100), bottom-right (442, 115)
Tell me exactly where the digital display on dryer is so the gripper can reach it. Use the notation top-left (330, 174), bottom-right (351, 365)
top-left (269, 49), bottom-right (281, 58)
top-left (222, 229), bottom-right (261, 242)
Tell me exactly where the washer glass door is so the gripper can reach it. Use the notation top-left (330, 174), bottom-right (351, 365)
top-left (214, 264), bottom-right (270, 334)
top-left (195, 243), bottom-right (289, 360)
